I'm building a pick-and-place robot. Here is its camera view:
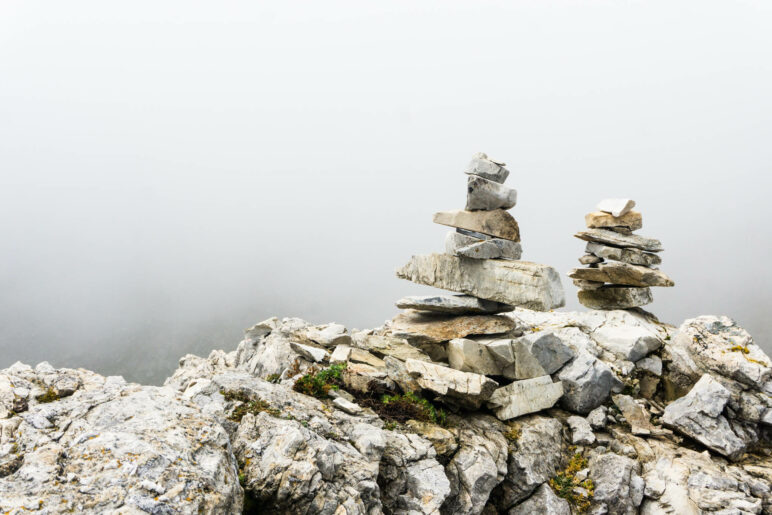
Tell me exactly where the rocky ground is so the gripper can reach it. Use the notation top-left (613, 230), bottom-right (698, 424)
top-left (1, 308), bottom-right (771, 514)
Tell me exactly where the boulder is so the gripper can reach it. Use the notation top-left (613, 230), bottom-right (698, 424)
top-left (463, 152), bottom-right (510, 183)
top-left (578, 286), bottom-right (653, 310)
top-left (466, 175), bottom-right (517, 211)
top-left (585, 210), bottom-right (643, 231)
top-left (597, 198), bottom-right (636, 217)
top-left (586, 406), bottom-right (608, 430)
top-left (586, 242), bottom-right (662, 266)
top-left (395, 294), bottom-right (514, 315)
top-left (405, 359), bottom-right (499, 409)
top-left (390, 310), bottom-right (515, 345)
top-left (509, 483), bottom-right (571, 515)
top-left (569, 262), bottom-right (674, 287)
top-left (397, 253), bottom-right (565, 310)
top-left (433, 209), bottom-right (521, 241)
top-left (486, 376), bottom-right (563, 420)
top-left (575, 228), bottom-right (664, 252)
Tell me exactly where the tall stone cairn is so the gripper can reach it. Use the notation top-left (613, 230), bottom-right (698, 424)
top-left (569, 198), bottom-right (674, 309)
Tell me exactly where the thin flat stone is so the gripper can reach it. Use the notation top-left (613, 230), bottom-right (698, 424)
top-left (597, 198), bottom-right (636, 217)
top-left (575, 229), bottom-right (663, 252)
top-left (586, 242), bottom-right (662, 266)
top-left (396, 253), bottom-right (565, 311)
top-left (486, 376), bottom-right (564, 420)
top-left (405, 358), bottom-right (499, 409)
top-left (456, 228), bottom-right (491, 240)
top-left (445, 231), bottom-right (481, 254)
top-left (395, 295), bottom-right (514, 315)
top-left (434, 209), bottom-right (520, 241)
top-left (390, 311), bottom-right (515, 344)
top-left (456, 239), bottom-right (522, 260)
top-left (569, 262), bottom-right (674, 287)
top-left (573, 279), bottom-right (604, 290)
top-left (463, 152), bottom-right (510, 184)
top-left (585, 211), bottom-right (642, 231)
top-left (466, 175), bottom-right (517, 211)
top-left (577, 286), bottom-right (653, 310)
top-left (579, 254), bottom-right (603, 265)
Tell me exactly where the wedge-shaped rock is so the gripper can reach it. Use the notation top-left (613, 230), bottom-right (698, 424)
top-left (444, 231), bottom-right (481, 254)
top-left (558, 351), bottom-right (623, 414)
top-left (575, 228), bottom-right (664, 252)
top-left (586, 242), bottom-right (661, 266)
top-left (486, 376), bottom-right (563, 420)
top-left (464, 152), bottom-right (510, 183)
top-left (597, 198), bottom-right (636, 217)
top-left (569, 262), bottom-right (674, 287)
top-left (395, 294), bottom-right (514, 315)
top-left (466, 175), bottom-right (517, 211)
top-left (577, 286), bottom-right (653, 309)
top-left (585, 210), bottom-right (642, 231)
top-left (662, 374), bottom-right (747, 460)
top-left (433, 210), bottom-right (520, 241)
top-left (390, 311), bottom-right (515, 344)
top-left (351, 333), bottom-right (432, 362)
top-left (612, 394), bottom-right (656, 435)
top-left (405, 359), bottom-right (498, 409)
top-left (448, 338), bottom-right (504, 376)
top-left (396, 253), bottom-right (565, 311)
top-left (456, 238), bottom-right (522, 260)
top-left (513, 332), bottom-right (575, 379)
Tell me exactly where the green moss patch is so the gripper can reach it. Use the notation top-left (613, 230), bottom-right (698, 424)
top-left (292, 363), bottom-right (346, 399)
top-left (221, 390), bottom-right (280, 422)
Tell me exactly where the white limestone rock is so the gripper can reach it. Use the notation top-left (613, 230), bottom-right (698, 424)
top-left (509, 483), bottom-right (571, 515)
top-left (405, 359), bottom-right (499, 409)
top-left (434, 209), bottom-right (521, 241)
top-left (575, 228), bottom-right (664, 252)
top-left (558, 350), bottom-right (623, 415)
top-left (513, 331), bottom-right (575, 379)
top-left (569, 261), bottom-right (674, 287)
top-left (486, 376), bottom-right (563, 420)
top-left (612, 394), bottom-right (656, 436)
top-left (466, 175), bottom-right (517, 211)
top-left (586, 241), bottom-right (662, 266)
top-left (589, 452), bottom-right (645, 514)
top-left (448, 338), bottom-right (505, 377)
top-left (578, 286), bottom-right (654, 310)
top-left (586, 406), bottom-right (608, 430)
top-left (597, 198), bottom-right (636, 217)
top-left (567, 415), bottom-right (596, 445)
top-left (463, 152), bottom-right (510, 183)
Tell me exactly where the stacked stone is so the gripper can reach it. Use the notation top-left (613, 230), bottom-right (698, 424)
top-left (568, 198), bottom-right (674, 310)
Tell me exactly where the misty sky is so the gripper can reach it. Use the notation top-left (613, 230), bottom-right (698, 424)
top-left (1, 1), bottom-right (771, 384)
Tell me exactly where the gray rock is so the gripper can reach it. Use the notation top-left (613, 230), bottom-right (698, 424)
top-left (350, 333), bottom-right (433, 362)
top-left (586, 242), bottom-right (662, 266)
top-left (513, 331), bottom-right (575, 379)
top-left (405, 359), bottom-right (499, 409)
top-left (612, 394), bottom-right (656, 435)
top-left (509, 483), bottom-right (571, 515)
top-left (289, 341), bottom-right (329, 362)
top-left (448, 338), bottom-right (505, 377)
top-left (575, 228), bottom-right (664, 252)
top-left (558, 351), bottom-right (623, 414)
top-left (396, 253), bottom-right (565, 311)
top-left (486, 376), bottom-right (563, 420)
top-left (589, 310), bottom-right (663, 361)
top-left (567, 415), bottom-right (596, 445)
top-left (445, 230), bottom-right (483, 254)
top-left (597, 198), bottom-right (636, 217)
top-left (464, 152), bottom-right (510, 183)
top-left (586, 406), bottom-right (608, 430)
top-left (662, 374), bottom-right (746, 460)
top-left (396, 294), bottom-right (514, 315)
top-left (590, 452), bottom-right (645, 515)
top-left (579, 254), bottom-right (603, 265)
top-left (456, 238), bottom-right (523, 260)
top-left (578, 286), bottom-right (653, 310)
top-left (466, 175), bottom-right (517, 211)
top-left (573, 278), bottom-right (604, 290)
top-left (636, 355), bottom-right (662, 376)
top-left (434, 209), bottom-right (521, 241)
top-left (569, 262), bottom-right (674, 287)
top-left (306, 322), bottom-right (353, 347)
top-left (333, 396), bottom-right (363, 415)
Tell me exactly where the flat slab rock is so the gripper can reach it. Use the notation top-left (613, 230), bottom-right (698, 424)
top-left (397, 253), bottom-right (565, 311)
top-left (433, 209), bottom-right (521, 241)
top-left (586, 242), bottom-right (661, 266)
top-left (463, 152), bottom-right (510, 183)
top-left (486, 375), bottom-right (563, 420)
top-left (585, 210), bottom-right (643, 231)
top-left (446, 231), bottom-right (523, 260)
top-left (577, 286), bottom-right (653, 310)
top-left (466, 175), bottom-right (517, 211)
top-left (569, 262), bottom-right (674, 288)
top-left (390, 310), bottom-right (515, 344)
top-left (575, 228), bottom-right (664, 252)
top-left (405, 358), bottom-right (498, 409)
top-left (395, 294), bottom-right (514, 315)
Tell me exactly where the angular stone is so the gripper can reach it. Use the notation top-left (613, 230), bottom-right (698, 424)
top-left (586, 242), bottom-right (662, 266)
top-left (567, 415), bottom-right (596, 445)
top-left (589, 310), bottom-right (663, 361)
top-left (433, 209), bottom-right (521, 241)
top-left (390, 311), bottom-right (515, 344)
top-left (463, 152), bottom-right (510, 183)
top-left (569, 262), bottom-right (674, 287)
top-left (578, 254), bottom-right (603, 265)
top-left (573, 279), bottom-right (604, 290)
top-left (289, 342), bottom-right (328, 363)
top-left (558, 351), bottom-right (623, 414)
top-left (513, 332), bottom-right (575, 379)
top-left (305, 323), bottom-right (352, 347)
top-left (332, 396), bottom-right (363, 415)
top-left (466, 175), bottom-right (517, 211)
top-left (396, 253), bottom-right (565, 311)
top-left (597, 198), bottom-right (636, 217)
top-left (509, 483), bottom-right (571, 515)
top-left (575, 228), bottom-right (664, 252)
top-left (486, 376), bottom-right (563, 420)
top-left (351, 333), bottom-right (433, 362)
top-left (457, 238), bottom-right (523, 260)
top-left (585, 210), bottom-right (643, 231)
top-left (662, 374), bottom-right (747, 460)
top-left (395, 294), bottom-right (514, 315)
top-left (589, 453), bottom-right (645, 514)
top-left (636, 355), bottom-right (662, 376)
top-left (613, 394), bottom-right (656, 435)
top-left (457, 228), bottom-right (492, 240)
top-left (444, 231), bottom-right (481, 254)
top-left (577, 286), bottom-right (653, 310)
top-left (448, 338), bottom-right (504, 376)
top-left (586, 406), bottom-right (608, 430)
top-left (405, 359), bottom-right (498, 409)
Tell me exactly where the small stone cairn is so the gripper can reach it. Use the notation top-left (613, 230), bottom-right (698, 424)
top-left (569, 198), bottom-right (674, 309)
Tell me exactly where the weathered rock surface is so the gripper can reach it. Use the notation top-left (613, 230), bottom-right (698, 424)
top-left (613, 394), bottom-right (656, 436)
top-left (351, 332), bottom-right (433, 362)
top-left (509, 482), bottom-right (570, 515)
top-left (448, 338), bottom-right (505, 377)
top-left (568, 415), bottom-right (596, 445)
top-left (456, 238), bottom-right (523, 260)
top-left (578, 286), bottom-right (653, 309)
top-left (433, 209), bottom-right (521, 241)
top-left (406, 359), bottom-right (499, 409)
top-left (589, 452), bottom-right (645, 514)
top-left (397, 253), bottom-right (565, 310)
top-left (575, 228), bottom-right (664, 252)
top-left (390, 310), bottom-right (515, 344)
top-left (486, 376), bottom-right (563, 420)
top-left (585, 210), bottom-right (643, 231)
top-left (513, 331), bottom-right (575, 379)
top-left (569, 261), bottom-right (674, 287)
top-left (464, 152), bottom-right (510, 183)
top-left (396, 294), bottom-right (514, 315)
top-left (558, 351), bottom-right (623, 414)
top-left (597, 198), bottom-right (636, 217)
top-left (466, 175), bottom-right (517, 211)
top-left (586, 242), bottom-right (662, 266)
top-left (578, 254), bottom-right (603, 265)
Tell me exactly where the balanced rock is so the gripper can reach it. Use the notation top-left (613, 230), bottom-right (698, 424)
top-left (586, 242), bottom-right (661, 266)
top-left (573, 279), bottom-right (604, 290)
top-left (578, 254), bottom-right (603, 265)
top-left (397, 253), bottom-right (565, 310)
top-left (597, 198), bottom-right (636, 217)
top-left (395, 294), bottom-right (514, 315)
top-left (577, 286), bottom-right (653, 309)
top-left (585, 210), bottom-right (643, 231)
top-left (486, 376), bottom-right (563, 420)
top-left (456, 238), bottom-right (523, 260)
top-left (433, 209), bottom-right (520, 241)
top-left (466, 175), bottom-right (517, 211)
top-left (463, 152), bottom-right (509, 183)
top-left (405, 359), bottom-right (498, 409)
top-left (390, 310), bottom-right (515, 344)
top-left (569, 261), bottom-right (674, 287)
top-left (575, 228), bottom-right (664, 252)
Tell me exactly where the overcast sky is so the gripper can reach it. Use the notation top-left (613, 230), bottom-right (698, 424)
top-left (1, 1), bottom-right (771, 383)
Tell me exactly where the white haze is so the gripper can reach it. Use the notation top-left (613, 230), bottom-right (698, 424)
top-left (1, 1), bottom-right (771, 383)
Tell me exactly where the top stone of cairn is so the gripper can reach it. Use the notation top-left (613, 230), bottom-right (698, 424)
top-left (463, 152), bottom-right (510, 184)
top-left (597, 198), bottom-right (636, 218)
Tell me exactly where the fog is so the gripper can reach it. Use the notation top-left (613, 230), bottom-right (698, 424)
top-left (1, 1), bottom-right (771, 384)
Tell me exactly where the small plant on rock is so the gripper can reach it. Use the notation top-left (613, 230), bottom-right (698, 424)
top-left (379, 391), bottom-right (448, 426)
top-left (221, 390), bottom-right (281, 422)
top-left (550, 453), bottom-right (594, 512)
top-left (292, 363), bottom-right (346, 399)
top-left (35, 387), bottom-right (60, 404)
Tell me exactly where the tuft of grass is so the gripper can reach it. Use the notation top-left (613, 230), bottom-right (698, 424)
top-left (35, 387), bottom-right (60, 404)
top-left (293, 363), bottom-right (347, 399)
top-left (266, 374), bottom-right (281, 384)
top-left (549, 453), bottom-right (594, 513)
top-left (379, 391), bottom-right (448, 427)
top-left (504, 425), bottom-right (521, 442)
top-left (221, 390), bottom-right (280, 422)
